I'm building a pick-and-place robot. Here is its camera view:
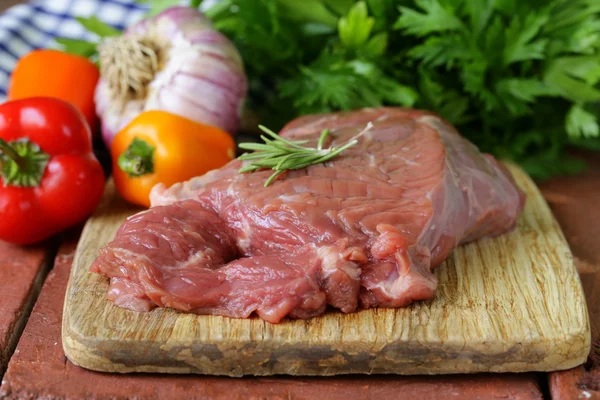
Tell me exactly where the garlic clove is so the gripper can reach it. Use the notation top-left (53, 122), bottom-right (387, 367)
top-left (95, 6), bottom-right (247, 147)
top-left (152, 87), bottom-right (229, 134)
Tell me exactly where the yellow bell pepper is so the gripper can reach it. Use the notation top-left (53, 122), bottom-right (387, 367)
top-left (111, 111), bottom-right (235, 208)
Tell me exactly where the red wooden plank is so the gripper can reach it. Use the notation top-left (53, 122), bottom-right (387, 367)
top-left (0, 241), bottom-right (51, 376)
top-left (0, 1), bottom-right (24, 12)
top-left (0, 235), bottom-right (544, 400)
top-left (0, 0), bottom-right (55, 376)
top-left (538, 152), bottom-right (600, 400)
top-left (547, 261), bottom-right (600, 400)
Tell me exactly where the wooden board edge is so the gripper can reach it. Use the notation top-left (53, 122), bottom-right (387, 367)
top-left (61, 168), bottom-right (592, 376)
top-left (61, 217), bottom-right (109, 372)
top-left (61, 311), bottom-right (591, 376)
top-left (509, 164), bottom-right (592, 357)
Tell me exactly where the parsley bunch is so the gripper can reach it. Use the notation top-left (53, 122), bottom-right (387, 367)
top-left (140, 0), bottom-right (600, 177)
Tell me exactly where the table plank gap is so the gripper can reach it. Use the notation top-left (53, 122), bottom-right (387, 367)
top-left (0, 235), bottom-right (545, 400)
top-left (0, 238), bottom-right (58, 379)
top-left (539, 152), bottom-right (600, 400)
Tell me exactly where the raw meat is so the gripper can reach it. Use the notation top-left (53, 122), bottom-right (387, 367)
top-left (91, 108), bottom-right (526, 323)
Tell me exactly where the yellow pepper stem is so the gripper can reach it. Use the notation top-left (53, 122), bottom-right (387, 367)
top-left (0, 138), bottom-right (50, 187)
top-left (118, 137), bottom-right (155, 177)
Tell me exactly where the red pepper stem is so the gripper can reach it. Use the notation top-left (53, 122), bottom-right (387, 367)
top-left (0, 138), bottom-right (24, 168)
top-left (0, 137), bottom-right (50, 187)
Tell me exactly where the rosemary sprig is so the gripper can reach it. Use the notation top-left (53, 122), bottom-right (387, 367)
top-left (238, 125), bottom-right (358, 187)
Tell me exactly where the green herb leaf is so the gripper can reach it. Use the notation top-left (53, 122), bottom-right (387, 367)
top-left (544, 56), bottom-right (600, 103)
top-left (134, 0), bottom-right (184, 15)
top-left (205, 0), bottom-right (600, 179)
top-left (503, 12), bottom-right (549, 66)
top-left (496, 78), bottom-right (561, 116)
top-left (238, 125), bottom-right (359, 186)
top-left (55, 16), bottom-right (121, 59)
top-left (279, 55), bottom-right (416, 115)
top-left (519, 152), bottom-right (587, 180)
top-left (418, 70), bottom-right (472, 125)
top-left (276, 0), bottom-right (340, 27)
top-left (75, 16), bottom-right (121, 38)
top-left (465, 0), bottom-right (494, 37)
top-left (323, 0), bottom-right (355, 16)
top-left (570, 137), bottom-right (600, 151)
top-left (394, 0), bottom-right (464, 36)
top-left (363, 32), bottom-right (388, 57)
top-left (407, 35), bottom-right (470, 68)
top-left (55, 38), bottom-right (98, 58)
top-left (338, 2), bottom-right (374, 49)
top-left (566, 105), bottom-right (600, 138)
top-left (366, 0), bottom-right (400, 32)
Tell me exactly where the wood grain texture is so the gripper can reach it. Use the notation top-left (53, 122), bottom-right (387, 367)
top-left (539, 152), bottom-right (600, 400)
top-left (0, 236), bottom-right (544, 400)
top-left (62, 165), bottom-right (591, 376)
top-left (0, 241), bottom-right (52, 377)
top-left (0, 0), bottom-right (26, 12)
top-left (549, 260), bottom-right (600, 400)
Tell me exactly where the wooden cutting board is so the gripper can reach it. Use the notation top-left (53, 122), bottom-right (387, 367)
top-left (62, 165), bottom-right (591, 376)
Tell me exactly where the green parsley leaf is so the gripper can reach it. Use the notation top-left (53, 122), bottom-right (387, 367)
top-left (366, 0), bottom-right (399, 32)
top-left (55, 16), bottom-right (121, 59)
top-left (545, 56), bottom-right (600, 103)
top-left (496, 79), bottom-right (561, 116)
top-left (465, 0), bottom-right (494, 37)
top-left (520, 153), bottom-right (587, 180)
top-left (54, 38), bottom-right (98, 58)
top-left (323, 0), bottom-right (356, 16)
top-left (566, 105), bottom-right (600, 138)
top-left (394, 0), bottom-right (464, 36)
top-left (570, 137), bottom-right (600, 151)
top-left (135, 0), bottom-right (183, 16)
top-left (75, 16), bottom-right (121, 38)
top-left (197, 0), bottom-right (600, 178)
top-left (363, 32), bottom-right (388, 58)
top-left (418, 70), bottom-right (472, 125)
top-left (503, 12), bottom-right (549, 65)
top-left (279, 55), bottom-right (416, 115)
top-left (276, 0), bottom-right (341, 27)
top-left (338, 2), bottom-right (374, 49)
top-left (407, 35), bottom-right (470, 68)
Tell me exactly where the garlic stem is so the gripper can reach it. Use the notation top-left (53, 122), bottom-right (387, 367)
top-left (98, 35), bottom-right (163, 111)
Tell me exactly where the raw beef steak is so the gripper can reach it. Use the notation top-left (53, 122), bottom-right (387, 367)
top-left (91, 108), bottom-right (526, 323)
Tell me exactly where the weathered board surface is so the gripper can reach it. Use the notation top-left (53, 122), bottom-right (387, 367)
top-left (0, 237), bottom-right (545, 400)
top-left (62, 165), bottom-right (591, 376)
top-left (539, 152), bottom-right (600, 400)
top-left (0, 241), bottom-right (51, 377)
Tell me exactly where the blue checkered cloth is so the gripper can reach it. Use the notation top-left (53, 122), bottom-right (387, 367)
top-left (0, 0), bottom-right (149, 102)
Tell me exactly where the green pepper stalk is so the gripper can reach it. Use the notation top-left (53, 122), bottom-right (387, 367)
top-left (0, 137), bottom-right (50, 187)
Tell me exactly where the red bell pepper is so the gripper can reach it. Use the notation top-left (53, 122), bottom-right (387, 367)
top-left (0, 97), bottom-right (105, 245)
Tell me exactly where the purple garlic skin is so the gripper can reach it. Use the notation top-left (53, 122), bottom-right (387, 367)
top-left (95, 7), bottom-right (247, 147)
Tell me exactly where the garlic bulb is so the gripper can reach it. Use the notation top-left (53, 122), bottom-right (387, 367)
top-left (95, 7), bottom-right (247, 147)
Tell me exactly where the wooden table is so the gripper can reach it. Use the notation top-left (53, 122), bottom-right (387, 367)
top-left (0, 0), bottom-right (23, 10)
top-left (0, 2), bottom-right (597, 398)
top-left (0, 241), bottom-right (52, 377)
top-left (0, 153), bottom-right (597, 399)
top-left (538, 153), bottom-right (600, 400)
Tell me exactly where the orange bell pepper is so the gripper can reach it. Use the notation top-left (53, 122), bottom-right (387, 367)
top-left (8, 49), bottom-right (100, 130)
top-left (111, 110), bottom-right (235, 208)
